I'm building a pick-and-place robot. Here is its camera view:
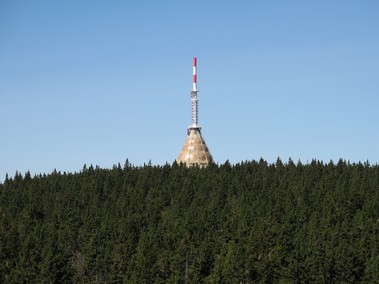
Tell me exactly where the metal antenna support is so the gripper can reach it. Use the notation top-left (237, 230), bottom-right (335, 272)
top-left (191, 91), bottom-right (199, 128)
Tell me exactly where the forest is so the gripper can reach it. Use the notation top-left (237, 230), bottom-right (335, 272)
top-left (0, 159), bottom-right (379, 283)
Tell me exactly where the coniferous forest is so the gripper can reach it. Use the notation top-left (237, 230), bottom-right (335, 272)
top-left (1, 159), bottom-right (379, 283)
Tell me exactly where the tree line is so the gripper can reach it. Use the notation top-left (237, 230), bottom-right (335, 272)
top-left (0, 159), bottom-right (378, 283)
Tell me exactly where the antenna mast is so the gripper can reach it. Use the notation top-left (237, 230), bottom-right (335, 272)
top-left (190, 57), bottom-right (199, 129)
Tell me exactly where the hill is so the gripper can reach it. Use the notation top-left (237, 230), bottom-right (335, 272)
top-left (1, 159), bottom-right (378, 283)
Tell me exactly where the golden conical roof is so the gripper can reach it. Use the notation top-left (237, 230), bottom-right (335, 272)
top-left (177, 128), bottom-right (213, 167)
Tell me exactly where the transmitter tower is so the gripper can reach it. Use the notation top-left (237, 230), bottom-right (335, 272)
top-left (177, 57), bottom-right (213, 167)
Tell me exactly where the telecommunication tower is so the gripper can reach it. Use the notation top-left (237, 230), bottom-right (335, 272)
top-left (177, 57), bottom-right (213, 167)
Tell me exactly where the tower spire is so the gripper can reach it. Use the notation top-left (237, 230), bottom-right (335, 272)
top-left (193, 57), bottom-right (197, 92)
top-left (191, 57), bottom-right (199, 128)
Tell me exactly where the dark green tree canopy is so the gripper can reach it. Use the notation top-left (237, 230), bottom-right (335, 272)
top-left (1, 159), bottom-right (378, 283)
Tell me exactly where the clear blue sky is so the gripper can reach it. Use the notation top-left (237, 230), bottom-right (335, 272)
top-left (1, 0), bottom-right (378, 179)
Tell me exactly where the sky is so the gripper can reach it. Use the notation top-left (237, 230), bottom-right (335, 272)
top-left (1, 0), bottom-right (378, 180)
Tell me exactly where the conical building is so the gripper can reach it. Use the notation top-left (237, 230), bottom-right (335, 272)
top-left (177, 128), bottom-right (213, 167)
top-left (177, 57), bottom-right (213, 167)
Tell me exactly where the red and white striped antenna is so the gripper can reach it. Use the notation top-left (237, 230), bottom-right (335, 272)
top-left (190, 57), bottom-right (199, 129)
top-left (193, 57), bottom-right (197, 92)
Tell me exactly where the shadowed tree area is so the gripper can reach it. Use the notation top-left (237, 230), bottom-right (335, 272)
top-left (0, 159), bottom-right (379, 283)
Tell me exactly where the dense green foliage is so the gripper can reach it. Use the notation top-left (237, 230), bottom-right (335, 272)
top-left (1, 159), bottom-right (379, 283)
